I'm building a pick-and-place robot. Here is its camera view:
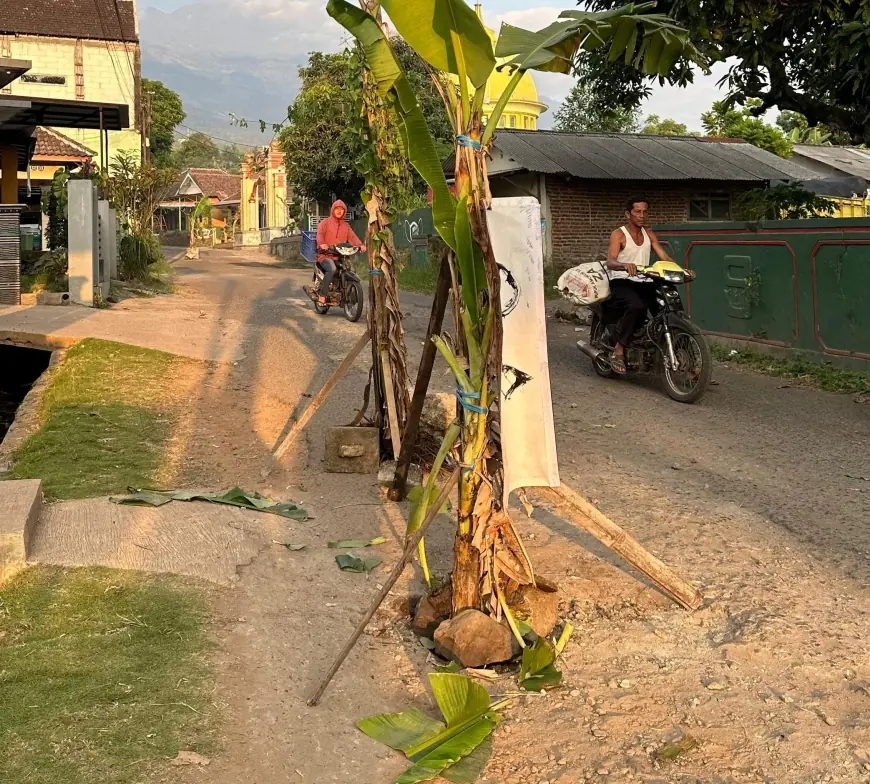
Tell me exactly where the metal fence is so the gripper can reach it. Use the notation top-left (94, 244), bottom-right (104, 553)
top-left (655, 217), bottom-right (870, 370)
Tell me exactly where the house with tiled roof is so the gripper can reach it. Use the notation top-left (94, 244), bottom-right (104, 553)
top-left (157, 168), bottom-right (242, 234)
top-left (0, 0), bottom-right (142, 169)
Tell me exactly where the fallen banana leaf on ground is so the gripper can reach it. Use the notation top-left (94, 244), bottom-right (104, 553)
top-left (518, 638), bottom-right (562, 692)
top-left (335, 553), bottom-right (383, 573)
top-left (357, 673), bottom-right (504, 784)
top-left (434, 661), bottom-right (461, 674)
top-left (110, 487), bottom-right (309, 520)
top-left (328, 536), bottom-right (387, 548)
top-left (273, 541), bottom-right (306, 551)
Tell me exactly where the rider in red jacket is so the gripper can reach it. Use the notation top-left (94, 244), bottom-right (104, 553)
top-left (316, 200), bottom-right (365, 305)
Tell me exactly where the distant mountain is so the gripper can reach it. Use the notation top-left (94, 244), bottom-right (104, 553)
top-left (138, 1), bottom-right (341, 145)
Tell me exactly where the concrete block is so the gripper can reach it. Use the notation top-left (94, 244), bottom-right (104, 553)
top-left (0, 479), bottom-right (42, 583)
top-left (324, 426), bottom-right (380, 474)
top-left (68, 179), bottom-right (98, 306)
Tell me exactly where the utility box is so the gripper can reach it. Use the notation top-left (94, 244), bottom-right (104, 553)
top-left (324, 426), bottom-right (380, 474)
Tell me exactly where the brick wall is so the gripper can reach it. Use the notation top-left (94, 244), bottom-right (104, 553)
top-left (545, 177), bottom-right (749, 268)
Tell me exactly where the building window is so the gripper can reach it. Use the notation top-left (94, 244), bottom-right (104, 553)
top-left (509, 115), bottom-right (516, 128)
top-left (523, 116), bottom-right (529, 129)
top-left (21, 74), bottom-right (66, 85)
top-left (689, 193), bottom-right (731, 221)
top-left (498, 116), bottom-right (505, 128)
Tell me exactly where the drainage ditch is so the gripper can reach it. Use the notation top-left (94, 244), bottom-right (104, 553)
top-left (0, 344), bottom-right (52, 442)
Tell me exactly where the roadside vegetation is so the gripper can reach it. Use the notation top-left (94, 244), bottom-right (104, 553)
top-left (11, 339), bottom-right (187, 500)
top-left (712, 345), bottom-right (870, 394)
top-left (0, 566), bottom-right (215, 784)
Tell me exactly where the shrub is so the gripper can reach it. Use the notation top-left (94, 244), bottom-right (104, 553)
top-left (119, 232), bottom-right (163, 281)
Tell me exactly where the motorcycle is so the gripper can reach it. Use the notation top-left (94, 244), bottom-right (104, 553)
top-left (574, 260), bottom-right (712, 403)
top-left (303, 242), bottom-right (365, 322)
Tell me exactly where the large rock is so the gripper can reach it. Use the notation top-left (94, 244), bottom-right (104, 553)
top-left (434, 609), bottom-right (513, 667)
top-left (420, 392), bottom-right (455, 437)
top-left (412, 585), bottom-right (452, 637)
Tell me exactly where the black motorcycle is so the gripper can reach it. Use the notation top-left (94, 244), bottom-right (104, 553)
top-left (575, 261), bottom-right (712, 403)
top-left (303, 242), bottom-right (365, 322)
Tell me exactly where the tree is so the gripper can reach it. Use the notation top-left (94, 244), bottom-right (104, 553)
top-left (642, 114), bottom-right (692, 136)
top-left (735, 183), bottom-right (836, 221)
top-left (328, 0), bottom-right (701, 621)
top-left (776, 111), bottom-right (850, 146)
top-left (143, 79), bottom-right (185, 168)
top-left (554, 78), bottom-right (640, 133)
top-left (173, 132), bottom-right (225, 170)
top-left (581, 0), bottom-right (870, 145)
top-left (701, 99), bottom-right (792, 158)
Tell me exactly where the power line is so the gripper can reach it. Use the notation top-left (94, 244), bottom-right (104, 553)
top-left (177, 124), bottom-right (264, 149)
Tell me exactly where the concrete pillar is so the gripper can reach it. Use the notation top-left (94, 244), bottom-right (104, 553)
top-left (1, 146), bottom-right (18, 204)
top-left (265, 140), bottom-right (287, 230)
top-left (97, 200), bottom-right (118, 281)
top-left (68, 179), bottom-right (99, 306)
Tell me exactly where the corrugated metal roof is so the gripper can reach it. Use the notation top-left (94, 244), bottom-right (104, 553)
top-left (492, 131), bottom-right (818, 182)
top-left (793, 145), bottom-right (870, 180)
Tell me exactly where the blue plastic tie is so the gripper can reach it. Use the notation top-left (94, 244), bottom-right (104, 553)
top-left (456, 387), bottom-right (488, 415)
top-left (456, 134), bottom-right (482, 150)
top-left (368, 268), bottom-right (384, 276)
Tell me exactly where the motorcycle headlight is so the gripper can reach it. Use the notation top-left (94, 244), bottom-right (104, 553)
top-left (664, 271), bottom-right (686, 283)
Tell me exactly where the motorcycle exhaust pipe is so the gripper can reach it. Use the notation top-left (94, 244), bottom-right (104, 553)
top-left (576, 340), bottom-right (604, 362)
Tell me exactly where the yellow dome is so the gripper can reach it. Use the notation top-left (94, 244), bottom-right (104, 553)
top-left (449, 4), bottom-right (548, 131)
top-left (478, 5), bottom-right (547, 130)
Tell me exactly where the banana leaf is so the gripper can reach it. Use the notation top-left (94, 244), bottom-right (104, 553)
top-left (335, 554), bottom-right (383, 573)
top-left (327, 0), bottom-right (457, 250)
top-left (109, 487), bottom-right (309, 521)
top-left (453, 198), bottom-right (486, 328)
top-left (358, 673), bottom-right (502, 784)
top-left (518, 638), bottom-right (562, 692)
top-left (381, 0), bottom-right (495, 88)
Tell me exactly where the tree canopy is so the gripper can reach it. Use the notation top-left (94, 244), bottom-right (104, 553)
top-left (641, 114), bottom-right (693, 136)
top-left (553, 67), bottom-right (640, 134)
top-left (582, 0), bottom-right (870, 145)
top-left (278, 44), bottom-right (453, 207)
top-left (172, 132), bottom-right (245, 171)
top-left (701, 100), bottom-right (793, 158)
top-left (143, 79), bottom-right (185, 168)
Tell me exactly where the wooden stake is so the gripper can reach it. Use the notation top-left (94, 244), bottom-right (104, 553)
top-left (380, 350), bottom-right (402, 459)
top-left (530, 485), bottom-right (703, 611)
top-left (307, 467), bottom-right (461, 706)
top-left (389, 255), bottom-right (451, 501)
top-left (273, 330), bottom-right (371, 460)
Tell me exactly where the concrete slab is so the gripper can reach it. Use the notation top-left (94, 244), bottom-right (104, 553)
top-left (0, 479), bottom-right (42, 583)
top-left (29, 496), bottom-right (301, 585)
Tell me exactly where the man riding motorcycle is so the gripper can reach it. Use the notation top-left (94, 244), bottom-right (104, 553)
top-left (605, 197), bottom-right (676, 375)
top-left (316, 200), bottom-right (365, 306)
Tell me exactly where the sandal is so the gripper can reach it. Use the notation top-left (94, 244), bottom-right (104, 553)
top-left (611, 353), bottom-right (627, 375)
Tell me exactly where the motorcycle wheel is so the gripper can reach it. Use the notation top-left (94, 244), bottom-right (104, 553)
top-left (661, 322), bottom-right (712, 403)
top-left (590, 317), bottom-right (616, 378)
top-left (343, 279), bottom-right (364, 322)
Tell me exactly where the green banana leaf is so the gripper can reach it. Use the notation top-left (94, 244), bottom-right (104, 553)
top-left (518, 638), bottom-right (562, 692)
top-left (358, 673), bottom-right (502, 784)
top-left (327, 0), bottom-right (457, 250)
top-left (109, 487), bottom-right (309, 521)
top-left (335, 554), bottom-right (383, 573)
top-left (453, 198), bottom-right (486, 329)
top-left (381, 0), bottom-right (495, 89)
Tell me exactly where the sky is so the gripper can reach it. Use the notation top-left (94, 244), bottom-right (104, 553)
top-left (140, 0), bottom-right (731, 131)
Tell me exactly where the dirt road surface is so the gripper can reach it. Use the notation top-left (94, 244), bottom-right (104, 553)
top-left (158, 249), bottom-right (869, 784)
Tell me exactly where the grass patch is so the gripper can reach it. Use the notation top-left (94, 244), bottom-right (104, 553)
top-left (11, 338), bottom-right (182, 500)
top-left (712, 345), bottom-right (870, 394)
top-left (0, 566), bottom-right (215, 784)
top-left (398, 259), bottom-right (441, 295)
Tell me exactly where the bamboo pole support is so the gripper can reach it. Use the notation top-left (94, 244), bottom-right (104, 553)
top-left (273, 330), bottom-right (371, 459)
top-left (390, 254), bottom-right (451, 501)
top-left (308, 467), bottom-right (461, 706)
top-left (530, 484), bottom-right (703, 611)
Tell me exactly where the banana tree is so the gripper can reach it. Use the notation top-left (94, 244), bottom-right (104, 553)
top-left (328, 0), bottom-right (702, 617)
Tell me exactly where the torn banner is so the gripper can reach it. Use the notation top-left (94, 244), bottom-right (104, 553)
top-left (487, 197), bottom-right (560, 502)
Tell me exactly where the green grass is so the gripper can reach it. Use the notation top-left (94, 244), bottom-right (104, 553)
top-left (712, 345), bottom-right (870, 394)
top-left (398, 259), bottom-right (442, 294)
top-left (0, 566), bottom-right (215, 784)
top-left (11, 339), bottom-right (181, 500)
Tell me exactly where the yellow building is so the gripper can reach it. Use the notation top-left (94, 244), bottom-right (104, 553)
top-left (474, 3), bottom-right (548, 131)
top-left (0, 0), bottom-right (143, 168)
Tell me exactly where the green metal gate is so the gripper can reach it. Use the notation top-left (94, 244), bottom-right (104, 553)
top-left (653, 218), bottom-right (870, 370)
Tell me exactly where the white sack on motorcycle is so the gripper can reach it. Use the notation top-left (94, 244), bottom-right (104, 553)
top-left (487, 197), bottom-right (561, 504)
top-left (556, 262), bottom-right (610, 306)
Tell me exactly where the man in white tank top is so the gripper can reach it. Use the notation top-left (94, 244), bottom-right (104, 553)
top-left (604, 197), bottom-right (676, 374)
